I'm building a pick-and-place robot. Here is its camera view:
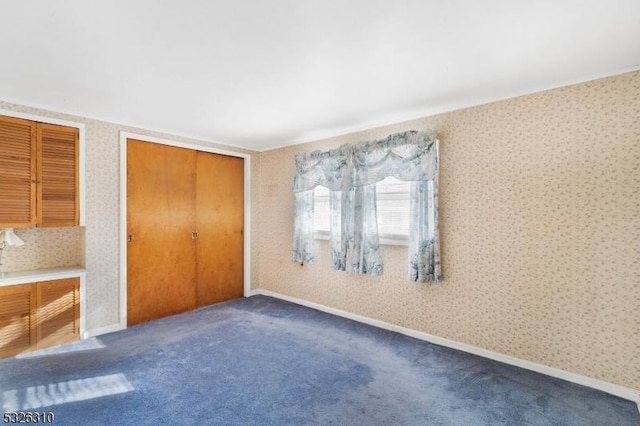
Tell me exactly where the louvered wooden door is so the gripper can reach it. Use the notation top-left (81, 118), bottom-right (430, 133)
top-left (0, 284), bottom-right (36, 358)
top-left (0, 116), bottom-right (37, 227)
top-left (37, 278), bottom-right (80, 348)
top-left (127, 140), bottom-right (198, 326)
top-left (37, 123), bottom-right (79, 227)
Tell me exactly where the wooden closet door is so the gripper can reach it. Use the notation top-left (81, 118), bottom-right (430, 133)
top-left (127, 140), bottom-right (197, 325)
top-left (195, 152), bottom-right (244, 306)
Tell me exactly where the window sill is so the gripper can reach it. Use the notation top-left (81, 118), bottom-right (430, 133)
top-left (313, 232), bottom-right (408, 247)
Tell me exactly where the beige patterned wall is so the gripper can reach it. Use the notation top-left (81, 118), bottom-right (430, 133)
top-left (0, 101), bottom-right (259, 332)
top-left (255, 71), bottom-right (640, 389)
top-left (0, 227), bottom-right (83, 272)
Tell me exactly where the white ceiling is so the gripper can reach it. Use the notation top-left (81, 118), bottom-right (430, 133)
top-left (1, 1), bottom-right (639, 151)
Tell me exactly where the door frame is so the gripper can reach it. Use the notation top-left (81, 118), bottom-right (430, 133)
top-left (118, 131), bottom-right (251, 329)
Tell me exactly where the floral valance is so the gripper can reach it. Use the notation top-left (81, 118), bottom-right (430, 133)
top-left (293, 130), bottom-right (438, 193)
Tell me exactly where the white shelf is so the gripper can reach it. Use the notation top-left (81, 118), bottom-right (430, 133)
top-left (0, 266), bottom-right (86, 287)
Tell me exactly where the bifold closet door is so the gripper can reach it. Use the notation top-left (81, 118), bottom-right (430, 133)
top-left (195, 152), bottom-right (244, 306)
top-left (127, 140), bottom-right (197, 326)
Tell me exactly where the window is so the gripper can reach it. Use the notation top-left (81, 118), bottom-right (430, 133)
top-left (313, 176), bottom-right (411, 245)
top-left (292, 130), bottom-right (440, 280)
top-left (375, 176), bottom-right (411, 242)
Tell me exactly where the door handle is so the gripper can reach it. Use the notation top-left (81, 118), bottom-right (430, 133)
top-left (128, 234), bottom-right (134, 243)
top-left (192, 231), bottom-right (199, 239)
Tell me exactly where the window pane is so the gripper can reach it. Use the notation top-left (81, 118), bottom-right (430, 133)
top-left (313, 185), bottom-right (330, 233)
top-left (376, 177), bottom-right (410, 239)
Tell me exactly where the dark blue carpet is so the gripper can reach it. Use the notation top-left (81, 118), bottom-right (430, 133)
top-left (0, 295), bottom-right (638, 425)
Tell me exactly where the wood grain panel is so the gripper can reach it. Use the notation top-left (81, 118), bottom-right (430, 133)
top-left (196, 152), bottom-right (244, 306)
top-left (37, 123), bottom-right (79, 227)
top-left (127, 139), bottom-right (197, 325)
top-left (0, 115), bottom-right (36, 227)
top-left (0, 284), bottom-right (36, 358)
top-left (36, 278), bottom-right (80, 348)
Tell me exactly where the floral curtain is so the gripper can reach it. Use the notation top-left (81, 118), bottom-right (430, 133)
top-left (409, 181), bottom-right (440, 282)
top-left (291, 191), bottom-right (315, 264)
top-left (292, 130), bottom-right (441, 282)
top-left (329, 185), bottom-right (383, 275)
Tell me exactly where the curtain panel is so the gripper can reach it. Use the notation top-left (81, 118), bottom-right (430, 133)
top-left (292, 130), bottom-right (441, 282)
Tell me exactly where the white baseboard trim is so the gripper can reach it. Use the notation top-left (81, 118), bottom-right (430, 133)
top-left (83, 322), bottom-right (126, 339)
top-left (250, 288), bottom-right (640, 404)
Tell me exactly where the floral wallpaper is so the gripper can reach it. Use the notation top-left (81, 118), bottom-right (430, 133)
top-left (0, 227), bottom-right (83, 272)
top-left (255, 71), bottom-right (640, 389)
